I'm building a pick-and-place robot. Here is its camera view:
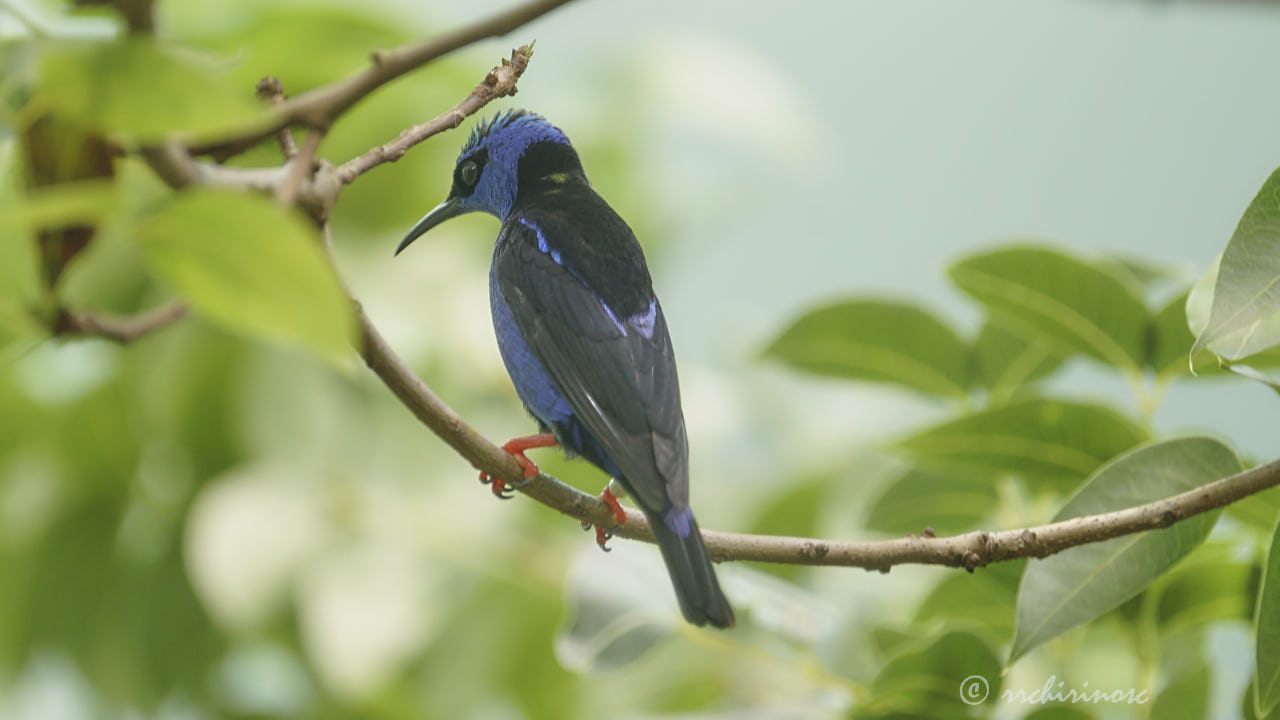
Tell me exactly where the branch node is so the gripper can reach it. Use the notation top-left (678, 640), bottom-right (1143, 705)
top-left (255, 76), bottom-right (285, 101)
top-left (801, 541), bottom-right (829, 561)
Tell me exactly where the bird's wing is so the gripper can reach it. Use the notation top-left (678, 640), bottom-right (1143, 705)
top-left (494, 219), bottom-right (687, 513)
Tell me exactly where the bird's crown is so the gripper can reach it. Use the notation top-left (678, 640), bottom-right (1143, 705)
top-left (443, 109), bottom-right (581, 220)
top-left (460, 109), bottom-right (569, 161)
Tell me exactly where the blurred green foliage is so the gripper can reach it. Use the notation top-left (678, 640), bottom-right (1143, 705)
top-left (5, 0), bottom-right (1280, 719)
top-left (136, 189), bottom-right (353, 362)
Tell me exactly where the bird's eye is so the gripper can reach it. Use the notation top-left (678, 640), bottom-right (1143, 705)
top-left (460, 160), bottom-right (479, 186)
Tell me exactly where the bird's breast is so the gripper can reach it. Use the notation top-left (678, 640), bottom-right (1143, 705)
top-left (488, 259), bottom-right (574, 428)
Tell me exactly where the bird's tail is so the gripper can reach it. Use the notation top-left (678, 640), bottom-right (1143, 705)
top-left (649, 506), bottom-right (735, 629)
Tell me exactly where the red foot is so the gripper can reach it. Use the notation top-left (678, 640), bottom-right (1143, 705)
top-left (479, 433), bottom-right (559, 499)
top-left (582, 487), bottom-right (628, 551)
top-left (601, 488), bottom-right (627, 526)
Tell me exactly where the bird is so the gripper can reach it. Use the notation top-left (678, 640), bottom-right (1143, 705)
top-left (395, 109), bottom-right (734, 629)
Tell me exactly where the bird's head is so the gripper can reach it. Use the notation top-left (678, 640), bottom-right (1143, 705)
top-left (396, 109), bottom-right (580, 255)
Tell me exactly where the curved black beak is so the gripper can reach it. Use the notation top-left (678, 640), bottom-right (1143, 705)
top-left (395, 197), bottom-right (464, 256)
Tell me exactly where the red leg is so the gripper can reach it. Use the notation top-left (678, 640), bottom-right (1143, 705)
top-left (601, 487), bottom-right (627, 527)
top-left (479, 433), bottom-right (559, 499)
top-left (585, 486), bottom-right (629, 551)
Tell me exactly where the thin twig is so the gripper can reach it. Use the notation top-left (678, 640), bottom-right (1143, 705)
top-left (276, 129), bottom-right (322, 206)
top-left (56, 301), bottom-right (187, 343)
top-left (255, 77), bottom-right (299, 159)
top-left (336, 45), bottom-right (533, 183)
top-left (189, 0), bottom-right (573, 160)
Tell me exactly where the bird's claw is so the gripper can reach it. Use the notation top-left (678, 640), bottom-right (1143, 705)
top-left (477, 433), bottom-right (558, 500)
top-left (594, 525), bottom-right (613, 552)
top-left (584, 487), bottom-right (627, 552)
top-left (478, 470), bottom-right (534, 499)
top-left (477, 471), bottom-right (516, 499)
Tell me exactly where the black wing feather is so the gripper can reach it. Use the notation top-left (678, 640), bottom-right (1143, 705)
top-left (494, 212), bottom-right (687, 513)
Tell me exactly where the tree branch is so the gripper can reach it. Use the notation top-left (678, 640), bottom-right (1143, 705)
top-left (336, 44), bottom-right (533, 184)
top-left (357, 296), bottom-right (1280, 569)
top-left (55, 301), bottom-right (187, 343)
top-left (188, 0), bottom-right (573, 160)
top-left (140, 43), bottom-right (535, 215)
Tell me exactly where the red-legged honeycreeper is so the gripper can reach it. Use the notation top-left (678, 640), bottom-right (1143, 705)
top-left (395, 110), bottom-right (734, 629)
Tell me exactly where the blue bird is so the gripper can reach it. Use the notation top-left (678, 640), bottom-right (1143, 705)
top-left (395, 110), bottom-right (734, 629)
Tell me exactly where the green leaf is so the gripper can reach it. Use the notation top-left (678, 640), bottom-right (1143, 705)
top-left (1256, 520), bottom-right (1280, 717)
top-left (1186, 261), bottom-right (1280, 374)
top-left (1247, 680), bottom-right (1278, 720)
top-left (895, 398), bottom-right (1147, 489)
top-left (170, 5), bottom-right (411, 96)
top-left (869, 625), bottom-right (918, 663)
top-left (1186, 258), bottom-right (1217, 341)
top-left (1225, 364), bottom-right (1280, 396)
top-left (1228, 486), bottom-right (1280, 532)
top-left (56, 161), bottom-right (165, 311)
top-left (1151, 662), bottom-right (1210, 720)
top-left (913, 560), bottom-right (1023, 646)
top-left (135, 189), bottom-right (354, 362)
top-left (948, 246), bottom-right (1149, 372)
top-left (970, 319), bottom-right (1065, 398)
top-left (764, 299), bottom-right (970, 399)
top-left (868, 631), bottom-right (1002, 714)
top-left (1096, 254), bottom-right (1188, 294)
top-left (1010, 437), bottom-right (1240, 662)
top-left (865, 465), bottom-right (995, 536)
top-left (1193, 167), bottom-right (1280, 362)
top-left (1156, 559), bottom-right (1253, 636)
top-left (37, 38), bottom-right (263, 141)
top-left (1150, 291), bottom-right (1195, 378)
top-left (12, 179), bottom-right (120, 232)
